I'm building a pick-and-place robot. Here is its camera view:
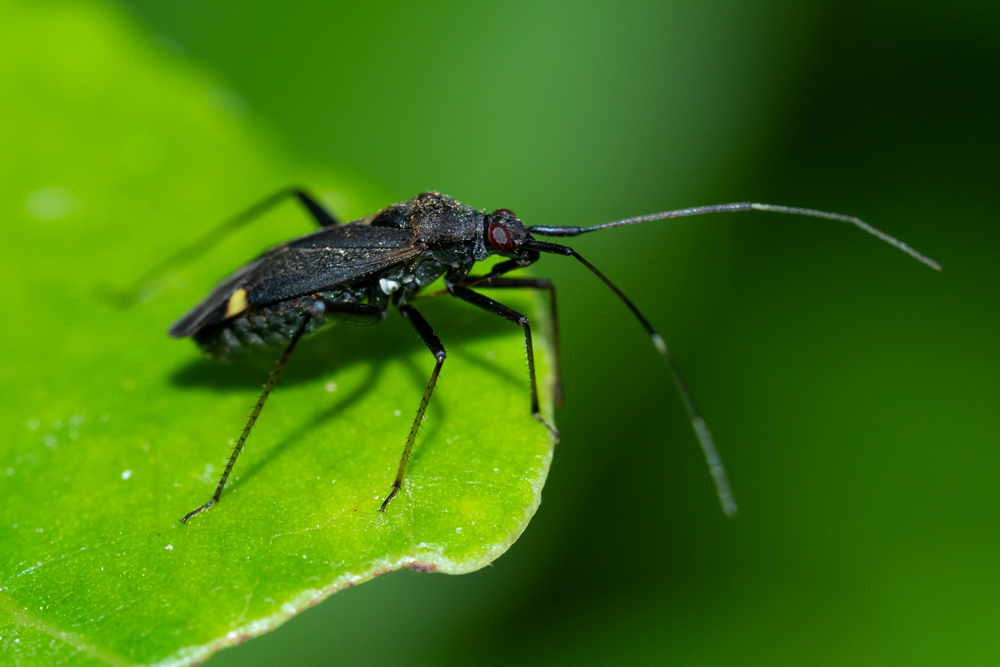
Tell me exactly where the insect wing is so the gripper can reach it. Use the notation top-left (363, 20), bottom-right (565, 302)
top-left (168, 224), bottom-right (422, 338)
top-left (167, 257), bottom-right (264, 338)
top-left (245, 224), bottom-right (420, 303)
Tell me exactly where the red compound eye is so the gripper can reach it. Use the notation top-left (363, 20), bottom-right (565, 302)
top-left (488, 221), bottom-right (516, 253)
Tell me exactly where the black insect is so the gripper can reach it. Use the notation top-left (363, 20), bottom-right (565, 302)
top-left (154, 189), bottom-right (938, 523)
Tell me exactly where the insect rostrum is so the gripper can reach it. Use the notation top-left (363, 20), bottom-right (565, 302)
top-left (170, 189), bottom-right (939, 524)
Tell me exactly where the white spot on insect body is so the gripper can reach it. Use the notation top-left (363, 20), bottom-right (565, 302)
top-left (379, 277), bottom-right (401, 295)
top-left (121, 470), bottom-right (132, 480)
top-left (165, 544), bottom-right (173, 551)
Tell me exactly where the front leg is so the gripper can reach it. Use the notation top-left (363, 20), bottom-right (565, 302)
top-left (447, 284), bottom-right (559, 443)
top-left (379, 303), bottom-right (447, 512)
top-left (454, 275), bottom-right (563, 406)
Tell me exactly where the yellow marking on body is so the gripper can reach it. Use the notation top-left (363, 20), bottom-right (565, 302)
top-left (224, 288), bottom-right (249, 319)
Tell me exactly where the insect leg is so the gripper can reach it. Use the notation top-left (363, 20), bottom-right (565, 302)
top-left (115, 188), bottom-right (340, 305)
top-left (410, 261), bottom-right (564, 403)
top-left (447, 284), bottom-right (560, 443)
top-left (379, 304), bottom-right (447, 512)
top-left (460, 276), bottom-right (564, 406)
top-left (181, 302), bottom-right (320, 523)
top-left (181, 299), bottom-right (386, 523)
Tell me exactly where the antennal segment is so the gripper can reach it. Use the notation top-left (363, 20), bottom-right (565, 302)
top-left (748, 203), bottom-right (940, 270)
top-left (523, 239), bottom-right (738, 516)
top-left (529, 202), bottom-right (940, 271)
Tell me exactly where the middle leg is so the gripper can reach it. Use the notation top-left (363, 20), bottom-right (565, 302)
top-left (379, 303), bottom-right (447, 512)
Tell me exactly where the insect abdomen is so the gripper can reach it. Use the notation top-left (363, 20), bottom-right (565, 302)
top-left (195, 288), bottom-right (363, 360)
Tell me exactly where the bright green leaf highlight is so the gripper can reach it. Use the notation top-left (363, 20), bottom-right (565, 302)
top-left (0, 2), bottom-right (555, 664)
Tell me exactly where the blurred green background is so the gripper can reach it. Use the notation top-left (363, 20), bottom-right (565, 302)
top-left (8, 0), bottom-right (999, 664)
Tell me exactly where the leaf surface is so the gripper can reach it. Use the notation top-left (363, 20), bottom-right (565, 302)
top-left (0, 3), bottom-right (555, 664)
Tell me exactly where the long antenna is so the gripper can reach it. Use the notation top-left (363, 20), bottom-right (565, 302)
top-left (522, 238), bottom-right (738, 516)
top-left (523, 204), bottom-right (939, 516)
top-left (529, 202), bottom-right (941, 271)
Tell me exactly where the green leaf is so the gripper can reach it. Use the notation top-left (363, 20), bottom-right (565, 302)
top-left (0, 2), bottom-right (555, 664)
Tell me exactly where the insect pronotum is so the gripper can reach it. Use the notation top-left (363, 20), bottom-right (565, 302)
top-left (132, 189), bottom-right (938, 523)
